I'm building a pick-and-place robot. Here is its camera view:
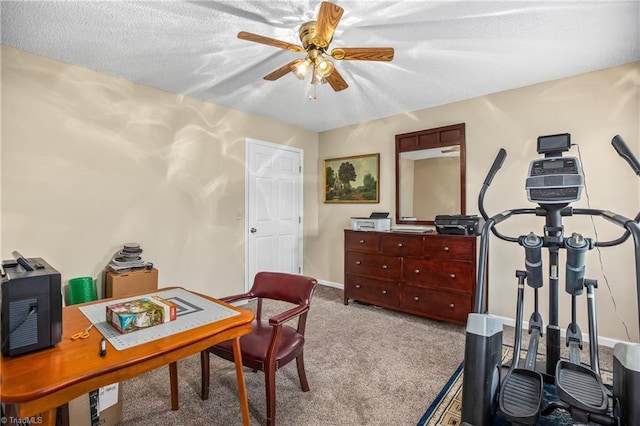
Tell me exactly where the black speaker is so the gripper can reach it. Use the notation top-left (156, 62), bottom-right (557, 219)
top-left (1, 257), bottom-right (62, 356)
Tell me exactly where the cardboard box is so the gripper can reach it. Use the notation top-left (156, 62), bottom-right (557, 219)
top-left (106, 298), bottom-right (167, 334)
top-left (105, 268), bottom-right (158, 298)
top-left (56, 383), bottom-right (122, 426)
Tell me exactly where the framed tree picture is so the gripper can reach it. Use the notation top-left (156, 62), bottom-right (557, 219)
top-left (323, 153), bottom-right (380, 203)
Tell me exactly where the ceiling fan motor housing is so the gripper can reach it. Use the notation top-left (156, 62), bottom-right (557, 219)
top-left (299, 21), bottom-right (331, 51)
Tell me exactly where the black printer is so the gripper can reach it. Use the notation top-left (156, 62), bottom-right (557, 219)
top-left (1, 253), bottom-right (62, 356)
top-left (435, 214), bottom-right (485, 236)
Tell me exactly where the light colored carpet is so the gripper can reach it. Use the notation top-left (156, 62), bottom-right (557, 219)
top-left (118, 285), bottom-right (467, 425)
top-left (117, 285), bottom-right (616, 425)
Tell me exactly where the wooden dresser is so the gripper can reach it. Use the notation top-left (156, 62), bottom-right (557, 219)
top-left (343, 229), bottom-right (481, 325)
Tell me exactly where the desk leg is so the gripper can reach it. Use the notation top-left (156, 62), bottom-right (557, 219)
top-left (232, 337), bottom-right (250, 426)
top-left (169, 361), bottom-right (179, 410)
top-left (40, 408), bottom-right (55, 426)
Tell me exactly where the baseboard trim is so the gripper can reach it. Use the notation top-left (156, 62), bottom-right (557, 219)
top-left (314, 281), bottom-right (625, 347)
top-left (491, 314), bottom-right (625, 348)
top-left (318, 279), bottom-right (344, 290)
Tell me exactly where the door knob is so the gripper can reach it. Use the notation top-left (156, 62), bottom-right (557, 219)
top-left (250, 227), bottom-right (257, 233)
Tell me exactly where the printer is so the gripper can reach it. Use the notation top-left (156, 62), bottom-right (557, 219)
top-left (351, 212), bottom-right (391, 231)
top-left (435, 214), bottom-right (485, 236)
top-left (1, 253), bottom-right (62, 356)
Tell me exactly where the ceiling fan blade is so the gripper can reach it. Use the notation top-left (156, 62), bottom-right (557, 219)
top-left (238, 31), bottom-right (303, 52)
top-left (263, 60), bottom-right (298, 81)
top-left (325, 68), bottom-right (348, 92)
top-left (330, 47), bottom-right (395, 61)
top-left (312, 1), bottom-right (344, 49)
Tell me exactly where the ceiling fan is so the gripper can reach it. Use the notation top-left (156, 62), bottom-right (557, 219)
top-left (238, 1), bottom-right (394, 93)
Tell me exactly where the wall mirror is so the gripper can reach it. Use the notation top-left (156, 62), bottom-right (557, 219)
top-left (395, 123), bottom-right (466, 225)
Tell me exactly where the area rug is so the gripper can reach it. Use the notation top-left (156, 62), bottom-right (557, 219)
top-left (417, 346), bottom-right (613, 426)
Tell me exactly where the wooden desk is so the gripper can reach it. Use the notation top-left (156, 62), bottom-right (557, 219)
top-left (0, 287), bottom-right (254, 425)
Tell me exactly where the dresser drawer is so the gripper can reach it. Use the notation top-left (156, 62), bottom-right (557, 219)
top-left (380, 234), bottom-right (423, 256)
top-left (345, 274), bottom-right (400, 307)
top-left (345, 252), bottom-right (401, 280)
top-left (345, 231), bottom-right (381, 253)
top-left (423, 236), bottom-right (475, 261)
top-left (401, 285), bottom-right (472, 324)
top-left (402, 259), bottom-right (474, 292)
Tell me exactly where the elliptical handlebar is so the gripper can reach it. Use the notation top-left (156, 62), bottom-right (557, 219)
top-left (474, 134), bottom-right (640, 331)
top-left (478, 148), bottom-right (520, 243)
top-left (612, 134), bottom-right (640, 176)
top-left (478, 136), bottom-right (640, 246)
top-left (479, 148), bottom-right (506, 221)
top-left (483, 148), bottom-right (508, 187)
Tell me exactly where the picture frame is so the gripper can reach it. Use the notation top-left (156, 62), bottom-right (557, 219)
top-left (323, 153), bottom-right (380, 203)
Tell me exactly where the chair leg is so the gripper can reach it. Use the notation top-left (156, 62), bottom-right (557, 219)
top-left (296, 351), bottom-right (310, 392)
top-left (265, 363), bottom-right (277, 426)
top-left (200, 350), bottom-right (210, 400)
top-left (169, 361), bottom-right (179, 410)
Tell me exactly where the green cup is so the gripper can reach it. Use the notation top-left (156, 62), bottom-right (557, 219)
top-left (68, 276), bottom-right (98, 305)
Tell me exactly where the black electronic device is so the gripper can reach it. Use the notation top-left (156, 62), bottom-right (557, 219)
top-left (525, 156), bottom-right (583, 204)
top-left (1, 255), bottom-right (62, 356)
top-left (435, 214), bottom-right (484, 236)
top-left (537, 133), bottom-right (571, 156)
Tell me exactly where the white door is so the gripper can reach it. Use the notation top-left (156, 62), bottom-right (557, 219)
top-left (246, 139), bottom-right (303, 291)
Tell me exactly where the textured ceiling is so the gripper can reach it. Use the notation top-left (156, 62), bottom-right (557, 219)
top-left (2, 1), bottom-right (639, 132)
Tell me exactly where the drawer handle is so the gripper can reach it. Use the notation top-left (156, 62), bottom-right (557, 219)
top-left (356, 260), bottom-right (361, 265)
top-left (359, 239), bottom-right (365, 244)
top-left (413, 296), bottom-right (419, 302)
top-left (443, 246), bottom-right (450, 252)
top-left (414, 269), bottom-right (420, 275)
top-left (450, 273), bottom-right (456, 279)
top-left (397, 242), bottom-right (404, 247)
top-left (449, 303), bottom-right (455, 309)
top-left (355, 284), bottom-right (361, 289)
top-left (381, 290), bottom-right (387, 294)
top-left (381, 264), bottom-right (388, 269)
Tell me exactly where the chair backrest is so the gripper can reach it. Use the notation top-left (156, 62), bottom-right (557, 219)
top-left (249, 271), bottom-right (317, 307)
top-left (249, 272), bottom-right (317, 328)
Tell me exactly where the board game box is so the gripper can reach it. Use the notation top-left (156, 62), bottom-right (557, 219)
top-left (106, 296), bottom-right (175, 334)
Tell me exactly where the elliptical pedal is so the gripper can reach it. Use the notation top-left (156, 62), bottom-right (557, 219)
top-left (499, 368), bottom-right (543, 425)
top-left (555, 360), bottom-right (608, 414)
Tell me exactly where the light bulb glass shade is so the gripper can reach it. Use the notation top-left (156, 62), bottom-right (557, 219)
top-left (315, 56), bottom-right (334, 78)
top-left (291, 58), bottom-right (312, 80)
top-left (311, 67), bottom-right (327, 85)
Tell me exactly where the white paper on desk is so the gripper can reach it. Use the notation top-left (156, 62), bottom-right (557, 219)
top-left (98, 382), bottom-right (119, 412)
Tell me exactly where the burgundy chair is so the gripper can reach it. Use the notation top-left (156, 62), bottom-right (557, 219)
top-left (200, 271), bottom-right (318, 426)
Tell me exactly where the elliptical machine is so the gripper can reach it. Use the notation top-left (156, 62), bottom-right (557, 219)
top-left (460, 134), bottom-right (640, 425)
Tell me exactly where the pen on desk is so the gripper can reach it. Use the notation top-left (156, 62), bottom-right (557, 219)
top-left (100, 338), bottom-right (107, 357)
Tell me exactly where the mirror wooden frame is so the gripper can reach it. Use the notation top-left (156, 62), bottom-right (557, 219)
top-left (395, 123), bottom-right (466, 225)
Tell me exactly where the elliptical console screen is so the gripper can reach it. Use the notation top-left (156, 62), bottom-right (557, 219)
top-left (526, 157), bottom-right (584, 204)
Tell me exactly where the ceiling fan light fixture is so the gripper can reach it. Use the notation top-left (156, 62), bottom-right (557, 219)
top-left (315, 56), bottom-right (334, 78)
top-left (238, 2), bottom-right (393, 93)
top-left (311, 69), bottom-right (327, 85)
top-left (291, 58), bottom-right (312, 80)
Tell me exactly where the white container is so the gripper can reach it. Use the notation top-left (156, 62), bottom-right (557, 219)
top-left (350, 218), bottom-right (391, 231)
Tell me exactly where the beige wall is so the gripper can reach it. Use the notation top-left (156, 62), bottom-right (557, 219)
top-left (314, 62), bottom-right (640, 342)
top-left (1, 46), bottom-right (319, 300)
top-left (2, 44), bottom-right (639, 342)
